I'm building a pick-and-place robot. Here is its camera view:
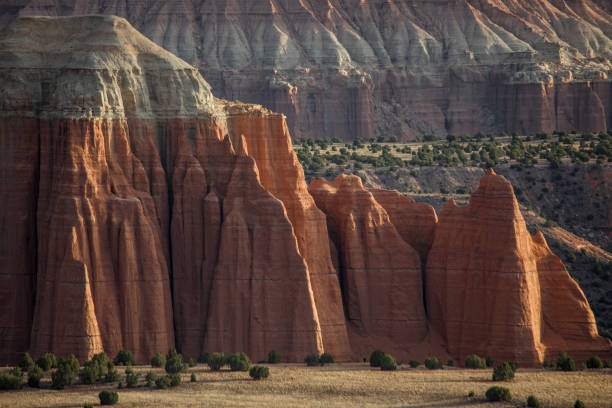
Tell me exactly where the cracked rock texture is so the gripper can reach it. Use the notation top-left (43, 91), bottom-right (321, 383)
top-left (1, 0), bottom-right (611, 140)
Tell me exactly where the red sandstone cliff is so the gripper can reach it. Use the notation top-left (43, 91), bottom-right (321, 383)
top-left (426, 169), bottom-right (611, 365)
top-left (2, 0), bottom-right (610, 139)
top-left (0, 15), bottom-right (348, 363)
top-left (0, 15), bottom-right (610, 367)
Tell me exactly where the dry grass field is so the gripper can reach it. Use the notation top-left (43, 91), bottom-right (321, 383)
top-left (1, 364), bottom-right (611, 408)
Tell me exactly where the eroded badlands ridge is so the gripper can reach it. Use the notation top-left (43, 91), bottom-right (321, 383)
top-left (1, 0), bottom-right (611, 139)
top-left (0, 16), bottom-right (610, 366)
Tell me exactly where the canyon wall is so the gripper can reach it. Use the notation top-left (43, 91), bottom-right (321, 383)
top-left (0, 16), bottom-right (610, 367)
top-left (1, 0), bottom-right (611, 140)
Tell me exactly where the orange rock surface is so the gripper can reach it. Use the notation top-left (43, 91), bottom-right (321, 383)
top-left (309, 175), bottom-right (428, 352)
top-left (426, 169), bottom-right (611, 366)
top-left (1, 15), bottom-right (610, 367)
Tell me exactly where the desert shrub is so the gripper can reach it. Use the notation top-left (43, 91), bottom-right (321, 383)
top-left (486, 386), bottom-right (511, 401)
top-left (168, 373), bottom-right (181, 387)
top-left (319, 353), bottom-right (334, 365)
top-left (556, 352), bottom-right (576, 371)
top-left (27, 365), bottom-right (44, 388)
top-left (84, 404), bottom-right (93, 408)
top-left (18, 352), bottom-right (35, 372)
top-left (80, 353), bottom-right (109, 384)
top-left (207, 352), bottom-right (227, 371)
top-left (447, 359), bottom-right (454, 367)
top-left (486, 356), bottom-right (495, 367)
top-left (197, 352), bottom-right (210, 364)
top-left (380, 354), bottom-right (397, 371)
top-left (304, 354), bottom-right (319, 366)
top-left (99, 390), bottom-right (119, 405)
top-left (228, 352), bottom-right (251, 371)
top-left (409, 360), bottom-right (421, 368)
top-left (79, 365), bottom-right (99, 385)
top-left (145, 371), bottom-right (156, 387)
top-left (151, 352), bottom-right (165, 368)
top-left (0, 372), bottom-right (23, 390)
top-left (267, 350), bottom-right (281, 364)
top-left (604, 360), bottom-right (612, 368)
top-left (51, 356), bottom-right (78, 389)
top-left (249, 366), bottom-right (270, 380)
top-left (424, 357), bottom-right (443, 369)
top-left (492, 362), bottom-right (515, 381)
top-left (574, 400), bottom-right (585, 408)
top-left (190, 373), bottom-right (196, 382)
top-left (508, 362), bottom-right (518, 371)
top-left (155, 375), bottom-right (171, 389)
top-left (114, 350), bottom-right (134, 366)
top-left (36, 353), bottom-right (57, 371)
top-left (188, 358), bottom-right (196, 367)
top-left (125, 368), bottom-right (140, 388)
top-left (542, 359), bottom-right (554, 368)
top-left (465, 354), bottom-right (486, 369)
top-left (165, 348), bottom-right (187, 374)
top-left (104, 363), bottom-right (120, 383)
top-left (586, 356), bottom-right (603, 369)
top-left (527, 395), bottom-right (540, 408)
top-left (369, 349), bottom-right (386, 367)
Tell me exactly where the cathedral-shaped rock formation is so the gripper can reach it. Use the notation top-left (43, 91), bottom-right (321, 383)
top-left (0, 15), bottom-right (349, 363)
top-left (309, 175), bottom-right (428, 355)
top-left (426, 169), bottom-right (611, 365)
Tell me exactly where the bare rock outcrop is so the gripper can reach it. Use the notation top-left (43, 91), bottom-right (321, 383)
top-left (309, 175), bottom-right (428, 356)
top-left (2, 0), bottom-right (610, 139)
top-left (0, 15), bottom-right (348, 363)
top-left (426, 169), bottom-right (611, 365)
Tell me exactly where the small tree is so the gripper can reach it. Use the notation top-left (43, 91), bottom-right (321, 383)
top-left (98, 390), bottom-right (119, 405)
top-left (486, 386), bottom-right (511, 401)
top-left (485, 356), bottom-right (495, 368)
top-left (52, 356), bottom-right (78, 389)
top-left (424, 357), bottom-right (443, 369)
top-left (197, 352), bottom-right (210, 364)
top-left (27, 365), bottom-right (44, 388)
top-left (556, 352), bottom-right (576, 372)
top-left (304, 354), bottom-right (319, 366)
top-left (114, 350), bottom-right (134, 366)
top-left (492, 362), bottom-right (515, 381)
top-left (409, 360), bottom-right (420, 368)
top-left (228, 352), bottom-right (251, 371)
top-left (380, 354), bottom-right (397, 371)
top-left (0, 372), bottom-right (23, 390)
top-left (465, 354), bottom-right (486, 369)
top-left (165, 348), bottom-right (187, 374)
top-left (104, 363), bottom-right (120, 383)
top-left (190, 373), bottom-right (196, 382)
top-left (574, 400), bottom-right (585, 408)
top-left (125, 368), bottom-right (140, 388)
top-left (36, 353), bottom-right (57, 371)
top-left (249, 366), bottom-right (270, 380)
top-left (586, 356), bottom-right (603, 369)
top-left (151, 352), bottom-right (165, 368)
top-left (207, 352), bottom-right (227, 371)
top-left (145, 371), bottom-right (157, 387)
top-left (267, 350), bottom-right (281, 364)
top-left (319, 353), bottom-right (334, 365)
top-left (527, 395), bottom-right (540, 408)
top-left (369, 350), bottom-right (386, 367)
top-left (18, 352), bottom-right (35, 372)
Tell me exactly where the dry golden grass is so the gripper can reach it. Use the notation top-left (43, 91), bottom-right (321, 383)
top-left (1, 364), bottom-right (611, 407)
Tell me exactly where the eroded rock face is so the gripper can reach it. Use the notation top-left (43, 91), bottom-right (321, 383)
top-left (0, 15), bottom-right (347, 363)
top-left (426, 169), bottom-right (611, 365)
top-left (2, 0), bottom-right (611, 139)
top-left (1, 15), bottom-right (610, 367)
top-left (309, 175), bottom-right (428, 355)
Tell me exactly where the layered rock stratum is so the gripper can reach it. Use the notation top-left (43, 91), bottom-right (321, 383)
top-left (0, 15), bottom-right (610, 366)
top-left (1, 0), bottom-right (610, 140)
